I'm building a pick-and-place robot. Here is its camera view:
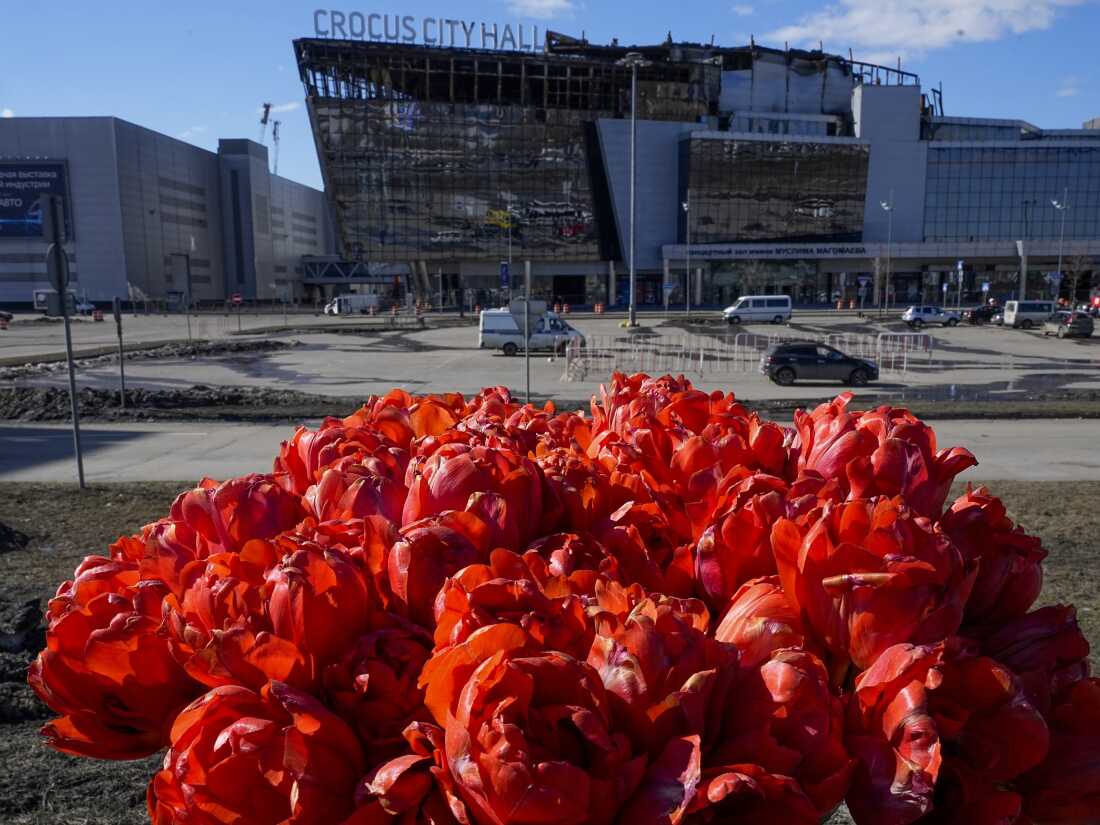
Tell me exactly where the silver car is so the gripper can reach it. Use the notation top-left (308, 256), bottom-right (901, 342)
top-left (901, 305), bottom-right (960, 328)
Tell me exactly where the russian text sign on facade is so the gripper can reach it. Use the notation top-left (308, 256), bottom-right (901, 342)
top-left (313, 10), bottom-right (543, 51)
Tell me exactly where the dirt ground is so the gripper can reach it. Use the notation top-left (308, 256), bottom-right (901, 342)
top-left (0, 480), bottom-right (1096, 824)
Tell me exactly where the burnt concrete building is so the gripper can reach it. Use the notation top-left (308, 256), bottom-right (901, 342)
top-left (296, 31), bottom-right (1100, 308)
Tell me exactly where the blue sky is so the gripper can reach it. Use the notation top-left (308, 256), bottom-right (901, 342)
top-left (2, 0), bottom-right (1097, 190)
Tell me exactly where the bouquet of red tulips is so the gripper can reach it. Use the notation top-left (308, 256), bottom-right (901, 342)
top-left (29, 373), bottom-right (1097, 824)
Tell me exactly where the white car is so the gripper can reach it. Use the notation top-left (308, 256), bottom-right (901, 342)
top-left (74, 299), bottom-right (96, 315)
top-left (901, 305), bottom-right (959, 328)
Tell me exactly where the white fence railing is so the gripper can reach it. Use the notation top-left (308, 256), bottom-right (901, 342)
top-left (562, 331), bottom-right (935, 382)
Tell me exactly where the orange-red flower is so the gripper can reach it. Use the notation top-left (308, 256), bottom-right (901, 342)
top-left (442, 648), bottom-right (648, 825)
top-left (771, 497), bottom-right (975, 673)
top-left (432, 548), bottom-right (594, 660)
top-left (29, 560), bottom-right (200, 759)
top-left (845, 640), bottom-right (1048, 825)
top-left (321, 615), bottom-right (434, 756)
top-left (402, 444), bottom-right (546, 546)
top-left (712, 648), bottom-right (854, 816)
top-left (693, 473), bottom-right (788, 610)
top-left (387, 516), bottom-right (485, 628)
top-left (940, 485), bottom-right (1046, 627)
top-left (713, 576), bottom-right (809, 667)
top-left (1018, 677), bottom-right (1100, 824)
top-left (794, 395), bottom-right (976, 518)
top-left (148, 681), bottom-right (365, 825)
top-left (137, 474), bottom-right (305, 595)
top-left (587, 594), bottom-right (735, 755)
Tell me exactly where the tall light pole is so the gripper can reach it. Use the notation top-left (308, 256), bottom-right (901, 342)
top-left (619, 52), bottom-right (649, 327)
top-left (682, 194), bottom-right (691, 316)
top-left (1052, 188), bottom-right (1069, 302)
top-left (880, 189), bottom-right (894, 313)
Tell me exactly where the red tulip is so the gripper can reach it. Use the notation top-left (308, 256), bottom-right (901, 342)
top-left (139, 474), bottom-right (305, 595)
top-left (536, 448), bottom-right (614, 532)
top-left (341, 721), bottom-right (468, 825)
top-left (523, 531), bottom-right (623, 585)
top-left (940, 485), bottom-right (1046, 626)
top-left (1018, 677), bottom-right (1100, 824)
top-left (387, 516), bottom-right (484, 628)
top-left (712, 648), bottom-right (854, 816)
top-left (321, 615), bottom-right (434, 756)
top-left (588, 594), bottom-right (735, 755)
top-left (162, 542), bottom-right (311, 690)
top-left (794, 395), bottom-right (976, 518)
top-left (305, 456), bottom-right (408, 523)
top-left (29, 565), bottom-right (200, 759)
top-left (402, 444), bottom-right (546, 546)
top-left (713, 576), bottom-right (809, 667)
top-left (433, 548), bottom-right (595, 660)
top-left (845, 640), bottom-right (1048, 825)
top-left (686, 763), bottom-right (821, 824)
top-left (148, 681), bottom-right (365, 825)
top-left (694, 473), bottom-right (787, 610)
top-left (443, 648), bottom-right (648, 825)
top-left (266, 539), bottom-right (375, 676)
top-left (978, 605), bottom-right (1091, 714)
top-left (772, 497), bottom-right (975, 673)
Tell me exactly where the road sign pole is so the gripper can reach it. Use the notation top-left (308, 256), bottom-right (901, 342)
top-left (113, 297), bottom-right (126, 409)
top-left (524, 260), bottom-right (531, 405)
top-left (42, 192), bottom-right (85, 489)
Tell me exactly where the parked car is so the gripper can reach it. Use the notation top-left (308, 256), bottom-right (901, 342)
top-left (723, 294), bottom-right (792, 325)
top-left (1004, 300), bottom-right (1055, 329)
top-left (74, 299), bottom-right (95, 315)
top-left (901, 306), bottom-right (960, 328)
top-left (1042, 311), bottom-right (1095, 339)
top-left (962, 305), bottom-right (999, 325)
top-left (478, 308), bottom-right (584, 356)
top-left (0, 310), bottom-right (12, 323)
top-left (759, 342), bottom-right (879, 386)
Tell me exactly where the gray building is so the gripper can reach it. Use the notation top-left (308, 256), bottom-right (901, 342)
top-left (296, 34), bottom-right (1100, 308)
top-left (0, 117), bottom-right (333, 306)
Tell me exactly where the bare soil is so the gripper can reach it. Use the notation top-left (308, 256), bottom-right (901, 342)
top-left (0, 480), bottom-right (1096, 824)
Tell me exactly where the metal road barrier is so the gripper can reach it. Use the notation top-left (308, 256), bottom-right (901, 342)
top-left (562, 330), bottom-right (936, 382)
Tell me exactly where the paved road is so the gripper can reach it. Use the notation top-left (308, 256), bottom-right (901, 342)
top-left (2, 419), bottom-right (1097, 483)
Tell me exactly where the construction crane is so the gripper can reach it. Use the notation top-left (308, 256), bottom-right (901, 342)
top-left (271, 121), bottom-right (281, 176)
top-left (258, 102), bottom-right (272, 143)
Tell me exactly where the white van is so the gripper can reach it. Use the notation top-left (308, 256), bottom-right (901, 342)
top-left (722, 295), bottom-right (793, 325)
top-left (324, 294), bottom-right (381, 315)
top-left (1004, 300), bottom-right (1055, 330)
top-left (479, 308), bottom-right (584, 356)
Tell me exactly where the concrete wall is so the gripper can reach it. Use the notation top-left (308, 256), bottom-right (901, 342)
top-left (853, 85), bottom-right (928, 243)
top-left (0, 117), bottom-right (125, 303)
top-left (0, 118), bottom-right (333, 306)
top-left (114, 120), bottom-right (225, 302)
top-left (597, 119), bottom-right (698, 271)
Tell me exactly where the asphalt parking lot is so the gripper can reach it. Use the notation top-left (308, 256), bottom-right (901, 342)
top-left (2, 308), bottom-right (1098, 406)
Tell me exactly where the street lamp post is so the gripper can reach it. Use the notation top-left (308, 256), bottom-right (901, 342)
top-left (618, 52), bottom-right (649, 328)
top-left (1052, 188), bottom-right (1069, 302)
top-left (682, 194), bottom-right (691, 317)
top-left (880, 190), bottom-right (894, 314)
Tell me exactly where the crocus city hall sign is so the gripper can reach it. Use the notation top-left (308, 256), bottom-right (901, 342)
top-left (312, 9), bottom-right (544, 51)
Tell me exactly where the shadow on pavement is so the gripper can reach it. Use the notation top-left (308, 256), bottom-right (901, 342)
top-left (0, 426), bottom-right (151, 476)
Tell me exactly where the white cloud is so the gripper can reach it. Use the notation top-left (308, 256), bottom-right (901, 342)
top-left (1057, 76), bottom-right (1079, 97)
top-left (178, 125), bottom-right (208, 140)
top-left (732, 4), bottom-right (755, 16)
top-left (766, 0), bottom-right (1084, 60)
top-left (0, 108), bottom-right (13, 118)
top-left (508, 0), bottom-right (576, 19)
top-left (257, 102), bottom-right (301, 115)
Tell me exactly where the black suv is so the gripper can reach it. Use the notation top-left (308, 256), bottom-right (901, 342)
top-left (760, 343), bottom-right (879, 386)
top-left (962, 305), bottom-right (999, 325)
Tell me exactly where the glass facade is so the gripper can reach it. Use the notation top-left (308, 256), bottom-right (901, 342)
top-left (314, 100), bottom-right (603, 262)
top-left (683, 138), bottom-right (870, 244)
top-left (924, 145), bottom-right (1100, 242)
